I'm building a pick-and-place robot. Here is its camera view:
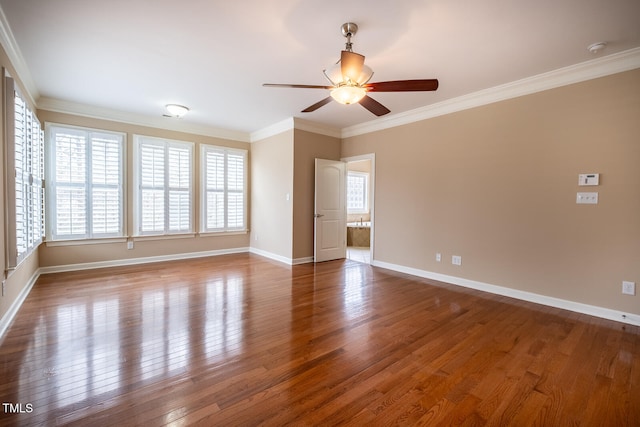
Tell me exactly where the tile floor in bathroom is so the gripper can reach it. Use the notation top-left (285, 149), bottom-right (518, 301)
top-left (347, 246), bottom-right (371, 264)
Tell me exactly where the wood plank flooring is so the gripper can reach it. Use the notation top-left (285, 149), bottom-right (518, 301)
top-left (0, 253), bottom-right (638, 426)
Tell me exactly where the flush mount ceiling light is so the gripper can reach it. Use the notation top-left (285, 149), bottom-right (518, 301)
top-left (587, 42), bottom-right (607, 54)
top-left (165, 104), bottom-right (189, 117)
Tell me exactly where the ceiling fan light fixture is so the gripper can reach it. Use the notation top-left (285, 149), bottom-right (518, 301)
top-left (165, 104), bottom-right (189, 117)
top-left (354, 64), bottom-right (374, 85)
top-left (330, 85), bottom-right (366, 105)
top-left (324, 62), bottom-right (374, 87)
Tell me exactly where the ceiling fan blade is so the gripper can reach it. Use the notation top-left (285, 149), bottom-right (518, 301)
top-left (365, 79), bottom-right (439, 92)
top-left (359, 95), bottom-right (391, 116)
top-left (340, 51), bottom-right (365, 82)
top-left (263, 83), bottom-right (333, 89)
top-left (302, 97), bottom-right (333, 113)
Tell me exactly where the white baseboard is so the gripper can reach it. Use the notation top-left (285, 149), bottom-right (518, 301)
top-left (0, 269), bottom-right (40, 338)
top-left (292, 256), bottom-right (314, 265)
top-left (247, 247), bottom-right (315, 265)
top-left (372, 260), bottom-right (640, 327)
top-left (249, 247), bottom-right (293, 265)
top-left (6, 251), bottom-right (635, 342)
top-left (39, 247), bottom-right (250, 274)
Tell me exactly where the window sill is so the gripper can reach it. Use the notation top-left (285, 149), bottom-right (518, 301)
top-left (45, 237), bottom-right (127, 247)
top-left (133, 233), bottom-right (196, 242)
top-left (199, 230), bottom-right (248, 237)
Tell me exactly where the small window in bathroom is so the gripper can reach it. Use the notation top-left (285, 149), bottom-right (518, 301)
top-left (347, 171), bottom-right (369, 214)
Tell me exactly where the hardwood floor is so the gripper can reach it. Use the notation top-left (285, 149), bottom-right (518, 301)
top-left (0, 253), bottom-right (638, 426)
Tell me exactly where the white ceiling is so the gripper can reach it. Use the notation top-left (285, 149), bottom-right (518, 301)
top-left (1, 0), bottom-right (639, 138)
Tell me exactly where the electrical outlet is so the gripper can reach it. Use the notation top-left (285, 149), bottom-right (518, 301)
top-left (622, 281), bottom-right (636, 296)
top-left (452, 255), bottom-right (462, 266)
top-left (127, 240), bottom-right (134, 250)
top-left (436, 253), bottom-right (441, 262)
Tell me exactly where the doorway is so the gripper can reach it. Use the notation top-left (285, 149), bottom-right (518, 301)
top-left (343, 154), bottom-right (374, 264)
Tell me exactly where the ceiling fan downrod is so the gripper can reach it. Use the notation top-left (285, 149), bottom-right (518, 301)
top-left (341, 22), bottom-right (358, 52)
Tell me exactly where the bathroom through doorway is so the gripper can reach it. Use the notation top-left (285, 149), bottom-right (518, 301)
top-left (343, 154), bottom-right (374, 264)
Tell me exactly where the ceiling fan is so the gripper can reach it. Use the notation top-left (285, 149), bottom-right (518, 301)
top-left (263, 22), bottom-right (439, 117)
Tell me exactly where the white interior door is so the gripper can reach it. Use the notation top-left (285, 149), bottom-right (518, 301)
top-left (314, 158), bottom-right (346, 262)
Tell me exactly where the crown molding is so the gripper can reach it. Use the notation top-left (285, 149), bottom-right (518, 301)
top-left (37, 97), bottom-right (251, 142)
top-left (249, 117), bottom-right (294, 142)
top-left (5, 0), bottom-right (637, 145)
top-left (292, 117), bottom-right (342, 139)
top-left (341, 47), bottom-right (640, 139)
top-left (249, 117), bottom-right (341, 142)
top-left (0, 5), bottom-right (39, 105)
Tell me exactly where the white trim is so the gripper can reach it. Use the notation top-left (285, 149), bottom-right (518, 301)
top-left (372, 260), bottom-right (640, 327)
top-left (45, 237), bottom-right (127, 247)
top-left (342, 47), bottom-right (640, 138)
top-left (0, 8), bottom-right (39, 105)
top-left (292, 118), bottom-right (341, 139)
top-left (0, 269), bottom-right (40, 339)
top-left (249, 247), bottom-right (294, 265)
top-left (199, 230), bottom-right (248, 237)
top-left (39, 247), bottom-right (250, 274)
top-left (249, 117), bottom-right (341, 142)
top-left (292, 257), bottom-right (314, 265)
top-left (250, 117), bottom-right (294, 142)
top-left (37, 97), bottom-right (250, 142)
top-left (28, 48), bottom-right (640, 143)
top-left (133, 233), bottom-right (196, 242)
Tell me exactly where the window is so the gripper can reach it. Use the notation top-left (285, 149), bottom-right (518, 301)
top-left (201, 145), bottom-right (247, 232)
top-left (134, 136), bottom-right (193, 235)
top-left (46, 125), bottom-right (125, 240)
top-left (5, 76), bottom-right (44, 267)
top-left (347, 171), bottom-right (369, 214)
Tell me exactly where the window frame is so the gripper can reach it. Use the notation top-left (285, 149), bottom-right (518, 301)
top-left (200, 144), bottom-right (248, 234)
top-left (133, 135), bottom-right (194, 237)
top-left (45, 123), bottom-right (126, 242)
top-left (5, 76), bottom-right (45, 267)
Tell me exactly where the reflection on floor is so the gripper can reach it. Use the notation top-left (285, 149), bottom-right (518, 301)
top-left (347, 246), bottom-right (370, 264)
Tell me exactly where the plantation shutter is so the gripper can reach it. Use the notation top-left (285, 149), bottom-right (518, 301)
top-left (48, 126), bottom-right (124, 240)
top-left (168, 145), bottom-right (191, 232)
top-left (91, 133), bottom-right (122, 235)
top-left (136, 137), bottom-right (192, 235)
top-left (6, 76), bottom-right (44, 267)
top-left (226, 151), bottom-right (245, 229)
top-left (201, 145), bottom-right (246, 232)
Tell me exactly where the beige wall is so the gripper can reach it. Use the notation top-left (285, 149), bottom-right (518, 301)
top-left (250, 130), bottom-right (294, 259)
top-left (342, 69), bottom-right (640, 315)
top-left (292, 130), bottom-right (341, 260)
top-left (1, 30), bottom-right (638, 328)
top-left (36, 110), bottom-right (251, 268)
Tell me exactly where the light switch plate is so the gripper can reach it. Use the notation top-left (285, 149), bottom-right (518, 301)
top-left (576, 192), bottom-right (598, 204)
